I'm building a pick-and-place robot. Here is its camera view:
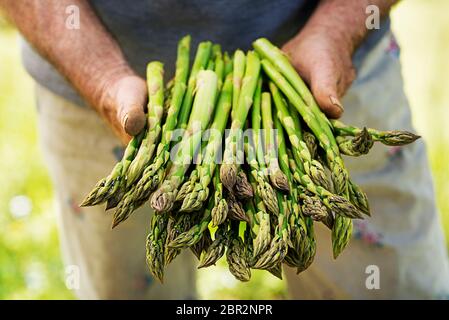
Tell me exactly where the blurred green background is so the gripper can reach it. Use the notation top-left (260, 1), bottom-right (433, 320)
top-left (0, 0), bottom-right (448, 299)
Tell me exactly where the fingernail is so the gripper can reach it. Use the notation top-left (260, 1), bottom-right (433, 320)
top-left (122, 109), bottom-right (146, 136)
top-left (329, 95), bottom-right (344, 112)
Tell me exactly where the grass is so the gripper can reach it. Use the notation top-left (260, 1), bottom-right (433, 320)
top-left (0, 0), bottom-right (448, 299)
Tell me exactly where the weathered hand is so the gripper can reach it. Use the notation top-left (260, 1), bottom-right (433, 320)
top-left (98, 74), bottom-right (147, 144)
top-left (282, 28), bottom-right (356, 119)
top-left (0, 0), bottom-right (149, 145)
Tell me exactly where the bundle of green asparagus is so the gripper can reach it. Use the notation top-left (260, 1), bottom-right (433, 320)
top-left (80, 35), bottom-right (420, 282)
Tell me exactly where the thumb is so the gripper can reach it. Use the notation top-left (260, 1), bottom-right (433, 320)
top-left (115, 76), bottom-right (147, 136)
top-left (309, 62), bottom-right (344, 119)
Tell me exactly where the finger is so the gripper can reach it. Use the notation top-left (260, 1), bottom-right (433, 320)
top-left (309, 62), bottom-right (344, 119)
top-left (116, 77), bottom-right (147, 136)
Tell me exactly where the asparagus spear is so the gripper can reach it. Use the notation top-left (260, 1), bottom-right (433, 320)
top-left (274, 113), bottom-right (317, 272)
top-left (269, 81), bottom-right (330, 191)
top-left (174, 145), bottom-right (206, 205)
top-left (287, 152), bottom-right (362, 220)
top-left (206, 58), bottom-right (215, 71)
top-left (126, 61), bottom-right (165, 186)
top-left (245, 125), bottom-right (279, 216)
top-left (179, 73), bottom-right (233, 212)
top-left (108, 63), bottom-right (168, 228)
top-left (211, 168), bottom-right (229, 227)
top-left (251, 113), bottom-right (299, 270)
top-left (198, 222), bottom-right (228, 268)
top-left (223, 52), bottom-right (233, 76)
top-left (168, 196), bottom-right (214, 248)
top-left (212, 45), bottom-right (225, 91)
top-left (164, 213), bottom-right (191, 266)
top-left (332, 214), bottom-right (353, 258)
top-left (190, 227), bottom-right (213, 260)
top-left (348, 179), bottom-right (370, 216)
top-left (151, 70), bottom-right (218, 213)
top-left (260, 92), bottom-right (289, 192)
top-left (244, 177), bottom-right (271, 261)
top-left (336, 128), bottom-right (374, 156)
top-left (80, 130), bottom-right (144, 206)
top-left (110, 184), bottom-right (145, 228)
top-left (300, 194), bottom-right (328, 221)
top-left (331, 119), bottom-right (420, 146)
top-left (173, 133), bottom-right (208, 206)
top-left (105, 124), bottom-right (158, 210)
top-left (294, 216), bottom-right (317, 273)
top-left (178, 41), bottom-right (213, 130)
top-left (226, 222), bottom-right (251, 282)
top-left (109, 130), bottom-right (147, 202)
top-left (146, 213), bottom-right (169, 283)
top-left (267, 263), bottom-right (283, 280)
top-left (227, 192), bottom-right (249, 222)
top-left (243, 222), bottom-right (254, 263)
top-left (244, 80), bottom-right (279, 215)
top-left (163, 78), bottom-right (174, 111)
top-left (175, 168), bottom-right (199, 202)
top-left (261, 58), bottom-right (350, 197)
top-left (289, 148), bottom-right (354, 258)
top-left (252, 199), bottom-right (271, 260)
top-left (283, 191), bottom-right (317, 273)
top-left (231, 50), bottom-right (246, 121)
top-left (252, 191), bottom-right (289, 270)
top-left (303, 130), bottom-right (318, 159)
top-left (274, 110), bottom-right (316, 267)
top-left (221, 51), bottom-right (261, 191)
top-left (133, 35), bottom-right (191, 198)
top-left (234, 170), bottom-right (254, 200)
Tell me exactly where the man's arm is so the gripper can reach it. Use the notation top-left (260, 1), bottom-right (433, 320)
top-left (0, 0), bottom-right (147, 142)
top-left (283, 0), bottom-right (398, 118)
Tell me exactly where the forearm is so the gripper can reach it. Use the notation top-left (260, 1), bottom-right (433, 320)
top-left (0, 0), bottom-right (134, 117)
top-left (300, 0), bottom-right (398, 54)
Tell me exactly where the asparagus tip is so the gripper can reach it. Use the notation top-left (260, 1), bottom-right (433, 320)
top-left (79, 200), bottom-right (89, 207)
top-left (235, 171), bottom-right (254, 199)
top-left (151, 190), bottom-right (174, 213)
top-left (220, 164), bottom-right (238, 191)
top-left (270, 170), bottom-right (290, 192)
top-left (111, 218), bottom-right (121, 230)
top-left (228, 199), bottom-right (249, 223)
top-left (301, 196), bottom-right (328, 221)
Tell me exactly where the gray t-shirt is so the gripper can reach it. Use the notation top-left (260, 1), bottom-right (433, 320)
top-left (21, 0), bottom-right (389, 107)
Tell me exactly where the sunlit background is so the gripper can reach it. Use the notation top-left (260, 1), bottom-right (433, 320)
top-left (0, 0), bottom-right (448, 299)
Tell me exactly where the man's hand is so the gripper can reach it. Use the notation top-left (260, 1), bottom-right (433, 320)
top-left (0, 0), bottom-right (147, 144)
top-left (283, 28), bottom-right (354, 119)
top-left (98, 74), bottom-right (147, 144)
top-left (283, 0), bottom-right (398, 118)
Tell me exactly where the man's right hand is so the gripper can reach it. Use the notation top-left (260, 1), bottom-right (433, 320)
top-left (98, 74), bottom-right (147, 144)
top-left (0, 0), bottom-right (147, 144)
